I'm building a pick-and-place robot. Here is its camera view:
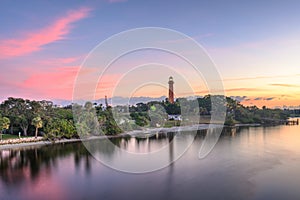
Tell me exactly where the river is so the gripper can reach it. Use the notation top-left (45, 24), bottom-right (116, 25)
top-left (0, 123), bottom-right (300, 200)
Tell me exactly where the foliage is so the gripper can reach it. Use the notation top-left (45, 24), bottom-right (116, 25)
top-left (0, 98), bottom-right (53, 136)
top-left (74, 102), bottom-right (100, 136)
top-left (129, 112), bottom-right (149, 127)
top-left (0, 96), bottom-right (291, 140)
top-left (224, 97), bottom-right (289, 125)
top-left (32, 116), bottom-right (43, 138)
top-left (0, 115), bottom-right (10, 140)
top-left (0, 115), bottom-right (10, 130)
top-left (128, 95), bottom-right (289, 126)
top-left (148, 104), bottom-right (167, 127)
top-left (102, 107), bottom-right (122, 135)
top-left (44, 118), bottom-right (77, 140)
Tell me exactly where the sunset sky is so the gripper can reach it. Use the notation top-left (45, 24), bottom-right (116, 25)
top-left (1, 0), bottom-right (300, 108)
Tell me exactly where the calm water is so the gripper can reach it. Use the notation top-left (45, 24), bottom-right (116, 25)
top-left (1, 124), bottom-right (300, 200)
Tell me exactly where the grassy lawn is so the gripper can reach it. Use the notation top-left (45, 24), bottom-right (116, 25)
top-left (164, 120), bottom-right (181, 128)
top-left (1, 134), bottom-right (31, 140)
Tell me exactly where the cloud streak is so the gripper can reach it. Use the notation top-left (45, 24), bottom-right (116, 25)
top-left (246, 97), bottom-right (276, 101)
top-left (270, 83), bottom-right (299, 87)
top-left (0, 7), bottom-right (91, 59)
top-left (223, 74), bottom-right (299, 82)
top-left (21, 66), bottom-right (80, 99)
top-left (225, 88), bottom-right (264, 92)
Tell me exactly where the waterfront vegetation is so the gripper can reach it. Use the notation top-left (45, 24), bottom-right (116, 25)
top-left (1, 134), bottom-right (23, 140)
top-left (0, 96), bottom-right (291, 141)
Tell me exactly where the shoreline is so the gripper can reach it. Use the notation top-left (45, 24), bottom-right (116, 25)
top-left (0, 124), bottom-right (205, 150)
top-left (0, 123), bottom-right (279, 151)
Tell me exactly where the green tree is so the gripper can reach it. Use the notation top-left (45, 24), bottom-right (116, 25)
top-left (32, 116), bottom-right (43, 138)
top-left (198, 95), bottom-right (212, 114)
top-left (75, 121), bottom-right (90, 138)
top-left (72, 102), bottom-right (100, 137)
top-left (1, 98), bottom-right (32, 135)
top-left (148, 104), bottom-right (167, 127)
top-left (0, 116), bottom-right (10, 140)
top-left (18, 114), bottom-right (30, 136)
top-left (44, 118), bottom-right (77, 140)
top-left (130, 112), bottom-right (149, 127)
top-left (102, 107), bottom-right (122, 135)
top-left (58, 119), bottom-right (77, 139)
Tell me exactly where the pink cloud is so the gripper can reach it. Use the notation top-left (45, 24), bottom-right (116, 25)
top-left (37, 55), bottom-right (84, 66)
top-left (18, 66), bottom-right (120, 100)
top-left (21, 66), bottom-right (80, 99)
top-left (0, 7), bottom-right (91, 59)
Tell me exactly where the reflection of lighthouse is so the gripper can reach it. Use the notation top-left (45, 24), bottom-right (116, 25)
top-left (168, 76), bottom-right (174, 103)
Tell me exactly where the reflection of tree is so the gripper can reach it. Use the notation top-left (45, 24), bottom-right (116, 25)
top-left (220, 127), bottom-right (241, 137)
top-left (168, 132), bottom-right (174, 165)
top-left (111, 136), bottom-right (130, 149)
top-left (83, 137), bottom-right (121, 160)
top-left (0, 142), bottom-right (92, 187)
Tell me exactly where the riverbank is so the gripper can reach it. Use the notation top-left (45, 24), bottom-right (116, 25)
top-left (0, 124), bottom-right (223, 150)
top-left (0, 122), bottom-right (291, 151)
top-left (0, 133), bottom-right (131, 151)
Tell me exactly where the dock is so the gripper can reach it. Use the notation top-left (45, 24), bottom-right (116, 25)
top-left (285, 119), bottom-right (299, 125)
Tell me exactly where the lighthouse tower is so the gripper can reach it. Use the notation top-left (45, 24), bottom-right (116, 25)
top-left (168, 76), bottom-right (174, 103)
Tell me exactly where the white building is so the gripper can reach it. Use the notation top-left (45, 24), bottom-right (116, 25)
top-left (168, 114), bottom-right (182, 121)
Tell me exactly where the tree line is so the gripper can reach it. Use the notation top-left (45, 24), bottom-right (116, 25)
top-left (128, 95), bottom-right (289, 126)
top-left (0, 96), bottom-right (290, 140)
top-left (0, 97), bottom-right (123, 140)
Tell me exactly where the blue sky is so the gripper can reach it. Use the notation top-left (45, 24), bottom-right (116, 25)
top-left (0, 0), bottom-right (300, 107)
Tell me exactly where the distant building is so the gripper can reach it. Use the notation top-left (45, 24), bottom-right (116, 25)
top-left (168, 114), bottom-right (181, 121)
top-left (168, 76), bottom-right (174, 103)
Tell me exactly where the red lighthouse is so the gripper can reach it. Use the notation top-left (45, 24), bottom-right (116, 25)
top-left (168, 76), bottom-right (174, 103)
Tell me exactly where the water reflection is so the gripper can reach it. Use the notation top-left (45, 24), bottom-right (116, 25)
top-left (0, 143), bottom-right (92, 187)
top-left (0, 128), bottom-right (236, 187)
top-left (0, 129), bottom-right (205, 185)
top-left (1, 124), bottom-right (300, 200)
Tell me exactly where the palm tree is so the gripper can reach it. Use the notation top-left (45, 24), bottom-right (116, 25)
top-left (32, 116), bottom-right (43, 139)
